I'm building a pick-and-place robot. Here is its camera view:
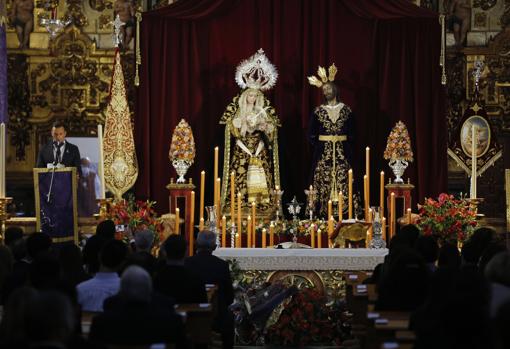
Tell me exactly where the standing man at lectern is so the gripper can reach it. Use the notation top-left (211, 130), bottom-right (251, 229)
top-left (36, 121), bottom-right (82, 176)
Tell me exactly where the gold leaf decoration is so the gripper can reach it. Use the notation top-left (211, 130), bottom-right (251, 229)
top-left (103, 50), bottom-right (138, 201)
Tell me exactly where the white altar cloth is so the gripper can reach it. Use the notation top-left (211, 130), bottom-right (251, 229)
top-left (213, 248), bottom-right (388, 271)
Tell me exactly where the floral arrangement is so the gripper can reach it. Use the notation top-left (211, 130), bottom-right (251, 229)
top-left (417, 193), bottom-right (477, 243)
top-left (265, 288), bottom-right (348, 346)
top-left (169, 119), bottom-right (196, 163)
top-left (103, 194), bottom-right (165, 245)
top-left (384, 121), bottom-right (414, 162)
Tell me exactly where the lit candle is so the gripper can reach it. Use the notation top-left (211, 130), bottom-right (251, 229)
top-left (348, 169), bottom-right (353, 219)
top-left (380, 171), bottom-right (385, 216)
top-left (338, 191), bottom-right (343, 222)
top-left (328, 200), bottom-right (332, 222)
top-left (262, 228), bottom-right (267, 248)
top-left (0, 123), bottom-right (5, 198)
top-left (471, 125), bottom-right (477, 199)
top-left (317, 229), bottom-right (322, 248)
top-left (407, 208), bottom-right (412, 224)
top-left (382, 217), bottom-right (386, 241)
top-left (269, 222), bottom-right (274, 246)
top-left (366, 146), bottom-right (370, 211)
top-left (189, 191), bottom-right (195, 255)
top-left (310, 224), bottom-right (315, 248)
top-left (390, 193), bottom-right (395, 239)
top-left (237, 192), bottom-right (242, 247)
top-left (364, 175), bottom-right (368, 220)
top-left (175, 208), bottom-right (180, 235)
top-left (199, 217), bottom-right (204, 231)
top-left (230, 171), bottom-right (235, 221)
top-left (97, 124), bottom-right (106, 199)
top-left (200, 171), bottom-right (205, 224)
top-left (247, 216), bottom-right (252, 248)
top-left (221, 215), bottom-right (226, 247)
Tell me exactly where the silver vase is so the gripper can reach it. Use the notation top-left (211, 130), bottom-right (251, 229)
top-left (389, 159), bottom-right (408, 184)
top-left (369, 207), bottom-right (386, 249)
top-left (172, 159), bottom-right (192, 183)
top-left (205, 205), bottom-right (220, 246)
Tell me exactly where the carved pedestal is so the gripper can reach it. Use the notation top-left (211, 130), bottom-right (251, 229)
top-left (385, 183), bottom-right (415, 217)
top-left (167, 180), bottom-right (195, 253)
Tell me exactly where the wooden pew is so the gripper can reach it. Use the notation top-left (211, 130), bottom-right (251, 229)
top-left (175, 303), bottom-right (214, 348)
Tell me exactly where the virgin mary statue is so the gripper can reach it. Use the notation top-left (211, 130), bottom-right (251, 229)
top-left (220, 49), bottom-right (281, 213)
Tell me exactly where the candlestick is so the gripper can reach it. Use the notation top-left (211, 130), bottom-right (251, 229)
top-left (380, 171), bottom-right (385, 216)
top-left (310, 224), bottom-right (315, 248)
top-left (407, 208), bottom-right (412, 224)
top-left (348, 169), bottom-right (353, 219)
top-left (390, 193), bottom-right (395, 239)
top-left (200, 171), bottom-right (205, 224)
top-left (199, 217), bottom-right (204, 231)
top-left (338, 191), bottom-right (343, 222)
top-left (262, 228), bottom-right (267, 248)
top-left (231, 224), bottom-right (236, 248)
top-left (269, 222), bottom-right (274, 246)
top-left (189, 191), bottom-right (195, 255)
top-left (237, 192), bottom-right (242, 247)
top-left (471, 125), bottom-right (477, 199)
top-left (221, 215), bottom-right (226, 247)
top-left (175, 208), bottom-right (180, 235)
top-left (328, 200), bottom-right (332, 223)
top-left (366, 146), bottom-right (370, 211)
top-left (97, 124), bottom-right (106, 199)
top-left (247, 216), bottom-right (252, 248)
top-left (230, 171), bottom-right (235, 221)
top-left (382, 217), bottom-right (386, 241)
top-left (317, 229), bottom-right (322, 248)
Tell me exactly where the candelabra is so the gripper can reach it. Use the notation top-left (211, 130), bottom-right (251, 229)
top-left (271, 186), bottom-right (284, 221)
top-left (304, 186), bottom-right (317, 220)
top-left (369, 207), bottom-right (386, 249)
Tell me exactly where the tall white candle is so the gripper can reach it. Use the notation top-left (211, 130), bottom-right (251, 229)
top-left (471, 125), bottom-right (477, 199)
top-left (0, 123), bottom-right (5, 198)
top-left (97, 124), bottom-right (106, 199)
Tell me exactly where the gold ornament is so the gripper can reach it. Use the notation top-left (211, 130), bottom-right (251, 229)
top-left (307, 63), bottom-right (338, 88)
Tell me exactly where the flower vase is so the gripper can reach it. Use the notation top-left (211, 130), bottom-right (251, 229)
top-left (172, 159), bottom-right (192, 183)
top-left (389, 159), bottom-right (408, 184)
top-left (205, 205), bottom-right (219, 246)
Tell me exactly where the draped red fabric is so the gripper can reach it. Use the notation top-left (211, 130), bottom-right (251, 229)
top-left (135, 0), bottom-right (446, 215)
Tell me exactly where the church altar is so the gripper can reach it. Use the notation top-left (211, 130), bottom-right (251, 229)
top-left (213, 248), bottom-right (387, 271)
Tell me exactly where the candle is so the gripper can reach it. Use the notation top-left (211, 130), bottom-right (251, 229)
top-left (97, 124), bottom-right (106, 199)
top-left (175, 208), bottom-right (180, 235)
top-left (199, 217), bottom-right (204, 231)
top-left (237, 192), bottom-right (242, 247)
top-left (0, 123), bottom-right (5, 198)
top-left (230, 171), bottom-right (235, 221)
top-left (367, 208), bottom-right (372, 245)
top-left (382, 217), bottom-right (386, 241)
top-left (471, 125), bottom-right (477, 199)
top-left (390, 193), bottom-right (395, 239)
top-left (214, 146), bottom-right (219, 194)
top-left (317, 229), bottom-right (322, 248)
top-left (348, 169), bottom-right (353, 219)
top-left (380, 171), bottom-right (385, 216)
top-left (366, 146), bottom-right (370, 211)
top-left (364, 175), bottom-right (368, 220)
top-left (262, 228), bottom-right (267, 248)
top-left (310, 224), bottom-right (315, 248)
top-left (189, 191), bottom-right (195, 255)
top-left (216, 178), bottom-right (221, 229)
top-left (269, 222), bottom-right (274, 246)
top-left (251, 202), bottom-right (256, 238)
top-left (328, 216), bottom-right (335, 248)
top-left (328, 200), bottom-right (332, 222)
top-left (338, 191), bottom-right (343, 222)
top-left (247, 216), bottom-right (252, 248)
top-left (407, 208), bottom-right (412, 224)
top-left (221, 215), bottom-right (226, 247)
top-left (231, 224), bottom-right (236, 248)
top-left (200, 171), bottom-right (205, 224)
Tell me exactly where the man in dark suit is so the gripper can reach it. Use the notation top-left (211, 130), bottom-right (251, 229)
top-left (36, 121), bottom-right (82, 176)
top-left (185, 230), bottom-right (235, 349)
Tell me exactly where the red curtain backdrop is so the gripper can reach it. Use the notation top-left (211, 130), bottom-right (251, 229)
top-left (135, 0), bottom-right (446, 215)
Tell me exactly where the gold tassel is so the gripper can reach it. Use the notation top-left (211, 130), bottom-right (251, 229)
top-left (439, 14), bottom-right (446, 85)
top-left (135, 11), bottom-right (142, 87)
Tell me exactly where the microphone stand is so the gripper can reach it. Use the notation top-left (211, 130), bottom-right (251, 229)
top-left (46, 144), bottom-right (61, 204)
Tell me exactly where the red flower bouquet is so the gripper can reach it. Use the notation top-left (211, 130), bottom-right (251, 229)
top-left (417, 193), bottom-right (477, 244)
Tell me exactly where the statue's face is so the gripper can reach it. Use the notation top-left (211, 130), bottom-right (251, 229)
top-left (322, 83), bottom-right (336, 101)
top-left (246, 90), bottom-right (258, 105)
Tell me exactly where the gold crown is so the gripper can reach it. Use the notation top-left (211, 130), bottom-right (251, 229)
top-left (235, 49), bottom-right (278, 91)
top-left (307, 64), bottom-right (338, 88)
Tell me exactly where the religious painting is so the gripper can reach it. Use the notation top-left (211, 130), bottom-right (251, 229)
top-left (460, 115), bottom-right (490, 157)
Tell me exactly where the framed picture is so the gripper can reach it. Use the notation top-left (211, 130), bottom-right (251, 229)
top-left (460, 115), bottom-right (491, 158)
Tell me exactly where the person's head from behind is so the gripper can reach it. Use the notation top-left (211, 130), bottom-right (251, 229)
top-left (322, 81), bottom-right (339, 103)
top-left (96, 219), bottom-right (115, 240)
top-left (196, 230), bottom-right (217, 253)
top-left (438, 241), bottom-right (461, 270)
top-left (26, 232), bottom-right (52, 260)
top-left (397, 224), bottom-right (420, 248)
top-left (99, 240), bottom-right (127, 272)
top-left (4, 226), bottom-right (23, 248)
top-left (414, 235), bottom-right (439, 265)
top-left (58, 243), bottom-right (84, 273)
top-left (0, 287), bottom-right (38, 341)
top-left (24, 290), bottom-right (76, 346)
top-left (478, 242), bottom-right (506, 273)
top-left (51, 121), bottom-right (67, 143)
top-left (119, 265), bottom-right (152, 303)
top-left (485, 252), bottom-right (510, 287)
top-left (163, 234), bottom-right (187, 261)
top-left (29, 252), bottom-right (61, 290)
top-left (134, 229), bottom-right (154, 253)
